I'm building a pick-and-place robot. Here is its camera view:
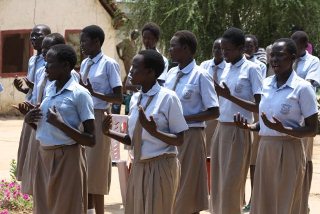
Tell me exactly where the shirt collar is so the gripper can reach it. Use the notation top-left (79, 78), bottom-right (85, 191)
top-left (47, 77), bottom-right (77, 97)
top-left (180, 59), bottom-right (196, 74)
top-left (140, 81), bottom-right (161, 97)
top-left (210, 59), bottom-right (226, 69)
top-left (90, 52), bottom-right (103, 64)
top-left (268, 71), bottom-right (299, 89)
top-left (300, 52), bottom-right (308, 61)
top-left (231, 56), bottom-right (246, 68)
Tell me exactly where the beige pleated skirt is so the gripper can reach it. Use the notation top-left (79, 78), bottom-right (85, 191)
top-left (86, 109), bottom-right (112, 195)
top-left (205, 120), bottom-right (218, 157)
top-left (251, 136), bottom-right (305, 214)
top-left (21, 130), bottom-right (38, 195)
top-left (210, 122), bottom-right (251, 214)
top-left (174, 128), bottom-right (208, 214)
top-left (125, 154), bottom-right (180, 214)
top-left (33, 144), bottom-right (87, 214)
top-left (250, 131), bottom-right (261, 165)
top-left (300, 137), bottom-right (313, 213)
top-left (16, 122), bottom-right (33, 181)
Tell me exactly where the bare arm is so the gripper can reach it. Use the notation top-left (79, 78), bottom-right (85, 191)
top-left (184, 107), bottom-right (219, 122)
top-left (46, 106), bottom-right (96, 147)
top-left (138, 107), bottom-right (185, 146)
top-left (215, 81), bottom-right (260, 113)
top-left (261, 112), bottom-right (318, 138)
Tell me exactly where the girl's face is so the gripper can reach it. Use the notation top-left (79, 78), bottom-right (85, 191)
top-left (30, 27), bottom-right (46, 51)
top-left (45, 52), bottom-right (66, 81)
top-left (244, 37), bottom-right (256, 57)
top-left (41, 38), bottom-right (54, 60)
top-left (270, 41), bottom-right (295, 75)
top-left (129, 54), bottom-right (150, 86)
top-left (142, 30), bottom-right (158, 49)
top-left (80, 32), bottom-right (99, 57)
top-left (169, 36), bottom-right (184, 63)
top-left (212, 39), bottom-right (223, 61)
top-left (221, 38), bottom-right (243, 64)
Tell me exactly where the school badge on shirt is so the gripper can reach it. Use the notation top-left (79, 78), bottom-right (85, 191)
top-left (280, 103), bottom-right (292, 115)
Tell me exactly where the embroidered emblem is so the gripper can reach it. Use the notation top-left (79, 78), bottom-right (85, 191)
top-left (182, 89), bottom-right (193, 100)
top-left (280, 104), bottom-right (291, 115)
top-left (235, 83), bottom-right (243, 93)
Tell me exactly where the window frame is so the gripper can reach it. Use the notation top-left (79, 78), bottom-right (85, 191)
top-left (0, 29), bottom-right (33, 78)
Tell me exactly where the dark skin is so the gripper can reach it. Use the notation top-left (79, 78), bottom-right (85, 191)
top-left (102, 54), bottom-right (185, 146)
top-left (13, 25), bottom-right (49, 94)
top-left (212, 39), bottom-right (224, 65)
top-left (79, 32), bottom-right (123, 104)
top-left (169, 36), bottom-right (219, 122)
top-left (215, 38), bottom-right (261, 113)
top-left (24, 51), bottom-right (95, 147)
top-left (234, 41), bottom-right (318, 138)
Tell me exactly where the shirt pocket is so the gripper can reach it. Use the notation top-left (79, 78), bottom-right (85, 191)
top-left (279, 94), bottom-right (299, 116)
top-left (235, 77), bottom-right (251, 95)
top-left (181, 84), bottom-right (199, 101)
top-left (151, 113), bottom-right (168, 133)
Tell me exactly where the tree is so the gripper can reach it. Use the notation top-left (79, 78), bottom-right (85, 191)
top-left (124, 0), bottom-right (320, 61)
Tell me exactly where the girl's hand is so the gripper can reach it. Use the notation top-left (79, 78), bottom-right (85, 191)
top-left (24, 104), bottom-right (42, 123)
top-left (46, 106), bottom-right (63, 127)
top-left (261, 112), bottom-right (286, 132)
top-left (138, 106), bottom-right (157, 134)
top-left (102, 112), bottom-right (113, 135)
top-left (214, 82), bottom-right (231, 98)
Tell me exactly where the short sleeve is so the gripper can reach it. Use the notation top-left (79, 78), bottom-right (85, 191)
top-left (167, 94), bottom-right (189, 133)
top-left (199, 71), bottom-right (219, 109)
top-left (305, 58), bottom-right (320, 86)
top-left (107, 61), bottom-right (122, 89)
top-left (76, 90), bottom-right (95, 122)
top-left (249, 65), bottom-right (263, 95)
top-left (300, 84), bottom-right (318, 118)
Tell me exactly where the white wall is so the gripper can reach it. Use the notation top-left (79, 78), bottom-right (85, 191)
top-left (0, 0), bottom-right (125, 114)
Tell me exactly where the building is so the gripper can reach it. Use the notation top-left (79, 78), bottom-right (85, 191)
top-left (0, 0), bottom-right (127, 115)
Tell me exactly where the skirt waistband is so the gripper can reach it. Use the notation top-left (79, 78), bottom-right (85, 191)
top-left (219, 121), bottom-right (235, 126)
top-left (136, 153), bottom-right (176, 163)
top-left (40, 143), bottom-right (78, 150)
top-left (261, 136), bottom-right (301, 142)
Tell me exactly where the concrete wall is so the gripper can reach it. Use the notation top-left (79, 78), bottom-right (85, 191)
top-left (0, 0), bottom-right (125, 115)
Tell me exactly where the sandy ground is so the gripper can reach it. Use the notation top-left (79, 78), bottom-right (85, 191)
top-left (0, 118), bottom-right (319, 213)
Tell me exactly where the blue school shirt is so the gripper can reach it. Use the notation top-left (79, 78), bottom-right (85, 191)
top-left (36, 77), bottom-right (94, 146)
top-left (26, 55), bottom-right (45, 101)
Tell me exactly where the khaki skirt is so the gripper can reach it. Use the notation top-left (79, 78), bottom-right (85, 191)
top-left (21, 130), bottom-right (38, 195)
top-left (251, 136), bottom-right (305, 214)
top-left (205, 120), bottom-right (218, 157)
top-left (16, 122), bottom-right (33, 181)
top-left (86, 109), bottom-right (112, 195)
top-left (250, 131), bottom-right (261, 165)
top-left (125, 154), bottom-right (180, 214)
top-left (174, 128), bottom-right (208, 214)
top-left (210, 122), bottom-right (251, 214)
top-left (33, 144), bottom-right (87, 214)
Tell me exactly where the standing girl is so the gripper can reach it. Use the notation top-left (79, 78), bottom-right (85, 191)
top-left (25, 44), bottom-right (95, 213)
top-left (102, 49), bottom-right (188, 214)
top-left (211, 27), bottom-right (263, 214)
top-left (165, 30), bottom-right (220, 214)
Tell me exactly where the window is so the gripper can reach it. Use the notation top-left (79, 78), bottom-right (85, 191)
top-left (0, 30), bottom-right (33, 77)
top-left (65, 30), bottom-right (85, 71)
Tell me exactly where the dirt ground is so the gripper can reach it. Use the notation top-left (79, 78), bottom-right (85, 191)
top-left (0, 118), bottom-right (319, 213)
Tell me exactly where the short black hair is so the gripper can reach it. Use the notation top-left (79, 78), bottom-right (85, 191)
top-left (43, 33), bottom-right (65, 45)
top-left (141, 22), bottom-right (160, 41)
top-left (82, 25), bottom-right (105, 45)
top-left (34, 24), bottom-right (51, 35)
top-left (291, 31), bottom-right (309, 45)
top-left (245, 34), bottom-right (258, 48)
top-left (138, 49), bottom-right (164, 78)
top-left (48, 44), bottom-right (77, 69)
top-left (173, 30), bottom-right (197, 55)
top-left (222, 27), bottom-right (245, 46)
top-left (273, 38), bottom-right (297, 55)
